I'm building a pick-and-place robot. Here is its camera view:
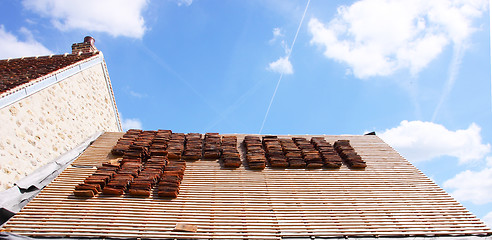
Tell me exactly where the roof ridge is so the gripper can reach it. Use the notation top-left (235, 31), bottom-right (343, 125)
top-left (0, 51), bottom-right (99, 63)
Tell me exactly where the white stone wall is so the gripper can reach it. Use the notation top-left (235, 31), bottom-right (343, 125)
top-left (0, 63), bottom-right (120, 190)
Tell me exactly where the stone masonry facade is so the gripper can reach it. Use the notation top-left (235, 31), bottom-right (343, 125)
top-left (0, 64), bottom-right (120, 190)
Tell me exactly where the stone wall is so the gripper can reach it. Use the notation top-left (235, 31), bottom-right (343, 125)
top-left (0, 63), bottom-right (120, 190)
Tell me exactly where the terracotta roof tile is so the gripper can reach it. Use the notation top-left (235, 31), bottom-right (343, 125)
top-left (0, 52), bottom-right (98, 94)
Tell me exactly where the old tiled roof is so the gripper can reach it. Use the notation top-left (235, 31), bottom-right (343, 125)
top-left (3, 131), bottom-right (491, 239)
top-left (0, 52), bottom-right (98, 94)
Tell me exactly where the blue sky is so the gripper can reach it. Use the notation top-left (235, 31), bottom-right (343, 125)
top-left (1, 0), bottom-right (492, 227)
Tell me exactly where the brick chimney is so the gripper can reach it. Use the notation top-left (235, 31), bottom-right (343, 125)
top-left (71, 36), bottom-right (97, 54)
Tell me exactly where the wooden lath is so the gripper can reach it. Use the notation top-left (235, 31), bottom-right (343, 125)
top-left (2, 132), bottom-right (491, 239)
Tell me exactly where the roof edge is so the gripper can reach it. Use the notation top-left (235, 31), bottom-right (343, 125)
top-left (98, 52), bottom-right (122, 131)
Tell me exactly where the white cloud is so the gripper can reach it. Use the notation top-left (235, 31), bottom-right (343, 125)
top-left (121, 118), bottom-right (143, 131)
top-left (268, 56), bottom-right (293, 75)
top-left (269, 27), bottom-right (290, 55)
top-left (273, 28), bottom-right (283, 38)
top-left (444, 167), bottom-right (492, 204)
top-left (22, 0), bottom-right (148, 39)
top-left (308, 0), bottom-right (487, 79)
top-left (0, 25), bottom-right (52, 59)
top-left (129, 90), bottom-right (146, 98)
top-left (379, 120), bottom-right (490, 163)
top-left (174, 0), bottom-right (192, 7)
top-left (383, 120), bottom-right (492, 208)
top-left (269, 27), bottom-right (284, 44)
top-left (483, 211), bottom-right (492, 228)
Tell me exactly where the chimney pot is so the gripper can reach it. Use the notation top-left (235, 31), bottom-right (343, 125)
top-left (84, 36), bottom-right (95, 46)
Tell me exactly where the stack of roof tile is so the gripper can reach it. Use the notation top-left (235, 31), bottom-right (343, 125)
top-left (76, 130), bottom-right (190, 198)
top-left (128, 157), bottom-right (167, 197)
top-left (102, 162), bottom-right (142, 196)
top-left (243, 136), bottom-right (266, 170)
top-left (167, 133), bottom-right (185, 160)
top-left (310, 137), bottom-right (342, 168)
top-left (122, 131), bottom-right (155, 164)
top-left (183, 133), bottom-right (203, 161)
top-left (102, 131), bottom-right (152, 196)
top-left (74, 161), bottom-right (120, 197)
top-left (203, 133), bottom-right (221, 160)
top-left (293, 137), bottom-right (324, 169)
top-left (334, 140), bottom-right (366, 169)
top-left (132, 130), bottom-right (175, 197)
top-left (150, 130), bottom-right (172, 158)
top-left (220, 136), bottom-right (241, 168)
top-left (262, 136), bottom-right (288, 168)
top-left (279, 138), bottom-right (305, 168)
top-left (111, 129), bottom-right (142, 156)
top-left (157, 160), bottom-right (186, 198)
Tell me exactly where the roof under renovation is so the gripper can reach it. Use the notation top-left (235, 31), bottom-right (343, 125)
top-left (1, 131), bottom-right (491, 239)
